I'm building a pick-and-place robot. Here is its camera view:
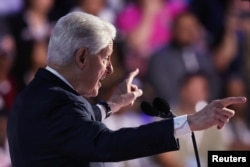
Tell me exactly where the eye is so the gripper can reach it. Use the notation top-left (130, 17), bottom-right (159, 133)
top-left (105, 56), bottom-right (110, 62)
top-left (102, 56), bottom-right (110, 64)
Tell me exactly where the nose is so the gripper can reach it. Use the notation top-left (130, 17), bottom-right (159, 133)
top-left (106, 61), bottom-right (113, 75)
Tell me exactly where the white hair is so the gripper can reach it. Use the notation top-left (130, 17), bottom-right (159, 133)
top-left (47, 11), bottom-right (116, 66)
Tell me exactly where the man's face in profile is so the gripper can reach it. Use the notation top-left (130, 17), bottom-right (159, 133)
top-left (80, 42), bottom-right (114, 97)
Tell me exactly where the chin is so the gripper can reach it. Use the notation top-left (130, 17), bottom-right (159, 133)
top-left (89, 88), bottom-right (99, 97)
top-left (80, 88), bottom-right (99, 97)
top-left (91, 92), bottom-right (99, 97)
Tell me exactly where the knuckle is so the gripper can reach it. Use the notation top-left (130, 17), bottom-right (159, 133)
top-left (131, 92), bottom-right (136, 98)
top-left (212, 108), bottom-right (220, 116)
top-left (214, 101), bottom-right (223, 108)
top-left (212, 100), bottom-right (219, 104)
top-left (213, 99), bottom-right (219, 103)
top-left (213, 119), bottom-right (218, 125)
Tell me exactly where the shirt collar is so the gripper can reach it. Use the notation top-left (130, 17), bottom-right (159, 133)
top-left (45, 66), bottom-right (74, 89)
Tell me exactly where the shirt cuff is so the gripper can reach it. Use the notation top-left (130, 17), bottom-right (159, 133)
top-left (174, 115), bottom-right (192, 138)
top-left (96, 104), bottom-right (106, 121)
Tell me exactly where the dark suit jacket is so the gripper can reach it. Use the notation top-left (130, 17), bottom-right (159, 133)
top-left (7, 68), bottom-right (179, 167)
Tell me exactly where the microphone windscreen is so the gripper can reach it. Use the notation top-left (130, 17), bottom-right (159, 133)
top-left (140, 101), bottom-right (158, 116)
top-left (153, 97), bottom-right (171, 112)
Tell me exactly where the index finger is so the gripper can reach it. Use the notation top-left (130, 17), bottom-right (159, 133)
top-left (219, 97), bottom-right (247, 107)
top-left (126, 68), bottom-right (139, 84)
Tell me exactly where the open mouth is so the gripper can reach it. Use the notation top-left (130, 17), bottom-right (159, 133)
top-left (100, 76), bottom-right (106, 81)
top-left (98, 76), bottom-right (106, 87)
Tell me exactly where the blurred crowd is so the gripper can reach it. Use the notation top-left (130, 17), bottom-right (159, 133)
top-left (0, 0), bottom-right (249, 167)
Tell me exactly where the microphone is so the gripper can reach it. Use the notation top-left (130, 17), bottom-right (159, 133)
top-left (140, 98), bottom-right (173, 118)
top-left (140, 101), bottom-right (158, 117)
top-left (153, 97), bottom-right (175, 118)
top-left (141, 97), bottom-right (201, 167)
top-left (155, 97), bottom-right (201, 167)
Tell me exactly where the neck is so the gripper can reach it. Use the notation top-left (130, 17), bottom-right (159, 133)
top-left (50, 64), bottom-right (76, 84)
top-left (48, 64), bottom-right (89, 96)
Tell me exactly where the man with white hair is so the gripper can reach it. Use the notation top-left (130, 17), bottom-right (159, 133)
top-left (7, 12), bottom-right (246, 167)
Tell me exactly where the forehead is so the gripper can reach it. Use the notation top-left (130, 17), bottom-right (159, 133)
top-left (108, 41), bottom-right (113, 49)
top-left (103, 41), bottom-right (113, 54)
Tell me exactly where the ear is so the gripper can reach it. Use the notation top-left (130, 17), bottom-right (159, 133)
top-left (75, 48), bottom-right (88, 69)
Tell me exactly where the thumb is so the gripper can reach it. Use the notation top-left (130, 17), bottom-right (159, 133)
top-left (123, 89), bottom-right (143, 101)
top-left (127, 89), bottom-right (143, 106)
top-left (133, 88), bottom-right (143, 98)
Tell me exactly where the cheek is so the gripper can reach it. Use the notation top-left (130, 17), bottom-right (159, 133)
top-left (98, 61), bottom-right (108, 76)
top-left (88, 60), bottom-right (107, 86)
top-left (90, 69), bottom-right (103, 86)
top-left (89, 74), bottom-right (99, 86)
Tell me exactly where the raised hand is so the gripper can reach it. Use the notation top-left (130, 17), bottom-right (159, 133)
top-left (107, 69), bottom-right (143, 113)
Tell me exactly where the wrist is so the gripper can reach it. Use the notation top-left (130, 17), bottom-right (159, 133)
top-left (107, 101), bottom-right (120, 113)
top-left (98, 101), bottom-right (112, 118)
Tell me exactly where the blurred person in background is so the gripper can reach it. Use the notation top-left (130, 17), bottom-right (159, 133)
top-left (190, 0), bottom-right (233, 50)
top-left (0, 0), bottom-right (23, 16)
top-left (0, 20), bottom-right (16, 167)
top-left (211, 0), bottom-right (250, 101)
top-left (49, 0), bottom-right (76, 21)
top-left (72, 0), bottom-right (116, 23)
top-left (106, 0), bottom-right (126, 14)
top-left (0, 20), bottom-right (17, 113)
top-left (223, 0), bottom-right (250, 124)
top-left (156, 73), bottom-right (226, 167)
top-left (0, 109), bottom-right (11, 167)
top-left (23, 40), bottom-right (49, 84)
top-left (7, 0), bottom-right (55, 91)
top-left (236, 1), bottom-right (250, 96)
top-left (148, 12), bottom-right (220, 107)
top-left (222, 76), bottom-right (250, 150)
top-left (116, 0), bottom-right (187, 78)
